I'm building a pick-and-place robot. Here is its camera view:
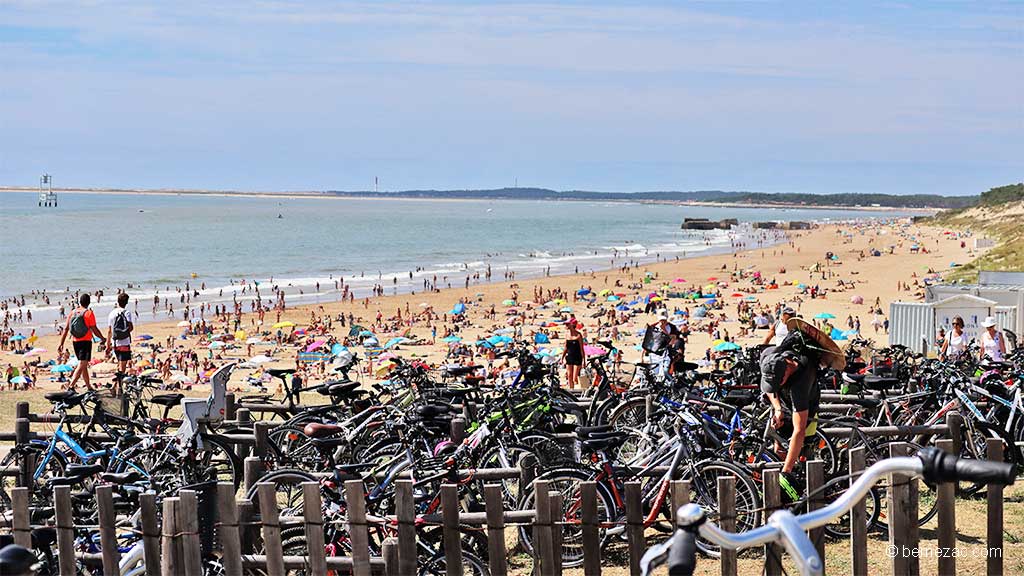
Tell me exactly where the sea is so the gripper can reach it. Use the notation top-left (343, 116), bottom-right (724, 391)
top-left (0, 191), bottom-right (918, 332)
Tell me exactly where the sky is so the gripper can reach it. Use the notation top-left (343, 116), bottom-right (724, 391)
top-left (0, 1), bottom-right (1021, 195)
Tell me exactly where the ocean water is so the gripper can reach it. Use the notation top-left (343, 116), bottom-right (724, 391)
top-left (0, 191), bottom-right (915, 331)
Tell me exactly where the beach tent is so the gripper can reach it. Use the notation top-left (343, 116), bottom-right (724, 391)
top-left (534, 333), bottom-right (550, 344)
top-left (451, 303), bottom-right (467, 315)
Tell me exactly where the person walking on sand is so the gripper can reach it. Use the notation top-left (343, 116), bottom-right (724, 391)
top-left (561, 319), bottom-right (586, 389)
top-left (106, 292), bottom-right (134, 393)
top-left (58, 294), bottom-right (106, 390)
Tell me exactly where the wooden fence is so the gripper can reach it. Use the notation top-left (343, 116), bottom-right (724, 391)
top-left (0, 399), bottom-right (1011, 576)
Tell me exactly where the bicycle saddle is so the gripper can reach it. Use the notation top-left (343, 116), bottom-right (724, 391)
top-left (267, 368), bottom-right (296, 379)
top-left (581, 435), bottom-right (626, 452)
top-left (321, 381), bottom-right (361, 398)
top-left (100, 470), bottom-right (144, 484)
top-left (0, 544), bottom-right (36, 575)
top-left (442, 365), bottom-right (482, 377)
top-left (302, 422), bottom-right (344, 438)
top-left (66, 463), bottom-right (104, 477)
top-left (416, 403), bottom-right (455, 419)
top-left (44, 390), bottom-right (83, 405)
top-left (151, 393), bottom-right (185, 407)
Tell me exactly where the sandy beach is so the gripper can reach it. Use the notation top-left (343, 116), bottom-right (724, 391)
top-left (2, 218), bottom-right (983, 401)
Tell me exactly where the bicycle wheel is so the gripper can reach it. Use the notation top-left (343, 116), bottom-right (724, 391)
top-left (683, 459), bottom-right (762, 557)
top-left (814, 477), bottom-right (881, 538)
top-left (515, 467), bottom-right (615, 568)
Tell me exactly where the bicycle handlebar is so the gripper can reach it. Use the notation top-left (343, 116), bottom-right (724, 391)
top-left (641, 448), bottom-right (1015, 576)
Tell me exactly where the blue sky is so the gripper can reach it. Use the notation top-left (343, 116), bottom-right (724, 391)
top-left (0, 1), bottom-right (1020, 195)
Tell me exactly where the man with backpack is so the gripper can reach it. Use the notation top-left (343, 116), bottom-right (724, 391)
top-left (107, 293), bottom-right (134, 392)
top-left (57, 293), bottom-right (106, 390)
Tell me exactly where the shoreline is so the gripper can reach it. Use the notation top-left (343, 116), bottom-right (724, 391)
top-left (0, 187), bottom-right (943, 213)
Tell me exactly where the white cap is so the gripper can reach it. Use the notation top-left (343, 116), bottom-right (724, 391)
top-left (981, 316), bottom-right (997, 328)
top-left (657, 313), bottom-right (668, 321)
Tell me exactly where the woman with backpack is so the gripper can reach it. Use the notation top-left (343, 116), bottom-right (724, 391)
top-left (57, 293), bottom-right (106, 390)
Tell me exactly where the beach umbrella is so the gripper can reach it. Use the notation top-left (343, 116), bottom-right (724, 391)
top-left (209, 341), bottom-right (226, 349)
top-left (534, 333), bottom-right (550, 344)
top-left (713, 341), bottom-right (741, 352)
top-left (502, 299), bottom-right (517, 306)
top-left (707, 277), bottom-right (718, 282)
top-left (813, 313), bottom-right (836, 320)
top-left (731, 293), bottom-right (743, 298)
top-left (177, 321), bottom-right (191, 328)
top-left (363, 337), bottom-right (379, 347)
top-left (673, 278), bottom-right (686, 283)
top-left (171, 374), bottom-right (193, 384)
top-left (441, 335), bottom-right (462, 343)
top-left (851, 295), bottom-right (864, 304)
top-left (137, 334), bottom-right (153, 341)
top-left (576, 288), bottom-right (591, 296)
top-left (330, 343), bottom-right (347, 356)
top-left (598, 289), bottom-right (612, 297)
top-left (384, 337), bottom-right (410, 349)
top-left (607, 295), bottom-right (620, 302)
top-left (744, 296), bottom-right (758, 301)
top-left (246, 337), bottom-right (263, 344)
top-left (10, 375), bottom-right (28, 385)
top-left (51, 364), bottom-right (74, 373)
top-left (294, 329), bottom-right (307, 336)
top-left (306, 339), bottom-right (327, 352)
top-left (272, 321), bottom-right (295, 329)
top-left (796, 283), bottom-right (807, 289)
top-left (615, 304), bottom-right (630, 311)
top-left (24, 348), bottom-right (46, 357)
top-left (583, 344), bottom-right (606, 356)
top-left (235, 330), bottom-right (247, 341)
top-left (704, 299), bottom-right (717, 305)
top-left (8, 334), bottom-right (26, 342)
top-left (358, 330), bottom-right (375, 337)
top-left (450, 303), bottom-right (467, 315)
top-left (560, 306), bottom-right (573, 313)
top-left (139, 368), bottom-right (160, 378)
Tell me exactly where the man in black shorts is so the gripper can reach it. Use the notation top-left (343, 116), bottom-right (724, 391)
top-left (107, 292), bottom-right (134, 391)
top-left (759, 330), bottom-right (821, 501)
top-left (57, 293), bottom-right (107, 390)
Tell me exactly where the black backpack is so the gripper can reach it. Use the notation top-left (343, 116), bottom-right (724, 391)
top-left (69, 310), bottom-right (89, 339)
top-left (112, 310), bottom-right (132, 341)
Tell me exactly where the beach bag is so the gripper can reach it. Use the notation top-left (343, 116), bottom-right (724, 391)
top-left (641, 325), bottom-right (669, 354)
top-left (112, 310), bottom-right (132, 341)
top-left (69, 310), bottom-right (89, 338)
top-left (579, 367), bottom-right (592, 390)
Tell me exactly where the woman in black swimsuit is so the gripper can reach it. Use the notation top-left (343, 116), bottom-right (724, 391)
top-left (562, 320), bottom-right (585, 389)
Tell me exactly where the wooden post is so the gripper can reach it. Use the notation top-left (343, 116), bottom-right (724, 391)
top-left (382, 537), bottom-right (399, 576)
top-left (15, 401), bottom-right (29, 420)
top-left (986, 438), bottom-right (1004, 576)
top-left (718, 475), bottom-right (737, 576)
top-left (645, 395), bottom-right (654, 420)
top-left (215, 483), bottom-right (243, 576)
top-left (11, 487), bottom-right (30, 548)
top-left (625, 481), bottom-right (644, 576)
top-left (580, 481), bottom-right (601, 576)
top-left (302, 482), bottom-right (328, 576)
top-left (138, 492), bottom-right (161, 576)
top-left (54, 485), bottom-right (76, 576)
top-left (849, 447), bottom-right (868, 576)
top-left (441, 483), bottom-right (464, 576)
top-left (344, 480), bottom-right (372, 576)
top-left (96, 484), bottom-right (122, 574)
top-left (763, 470), bottom-right (783, 576)
top-left (161, 497), bottom-right (181, 576)
top-left (15, 418), bottom-right (32, 489)
top-left (945, 412), bottom-right (962, 455)
top-left (806, 460), bottom-right (826, 564)
top-left (671, 479), bottom-right (690, 523)
top-left (235, 408), bottom-right (252, 458)
top-left (450, 417), bottom-right (466, 444)
top-left (519, 454), bottom-right (538, 491)
top-left (244, 456), bottom-right (264, 492)
top-left (257, 482), bottom-right (286, 576)
top-left (888, 442), bottom-right (919, 576)
top-left (934, 439), bottom-right (956, 576)
top-left (533, 480), bottom-right (554, 576)
top-left (237, 499), bottom-right (255, 554)
top-left (225, 392), bottom-right (237, 420)
top-left (254, 421), bottom-right (273, 459)
top-left (179, 490), bottom-right (203, 576)
top-left (396, 479), bottom-right (418, 576)
top-left (484, 484), bottom-right (508, 576)
top-left (550, 491), bottom-right (564, 575)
